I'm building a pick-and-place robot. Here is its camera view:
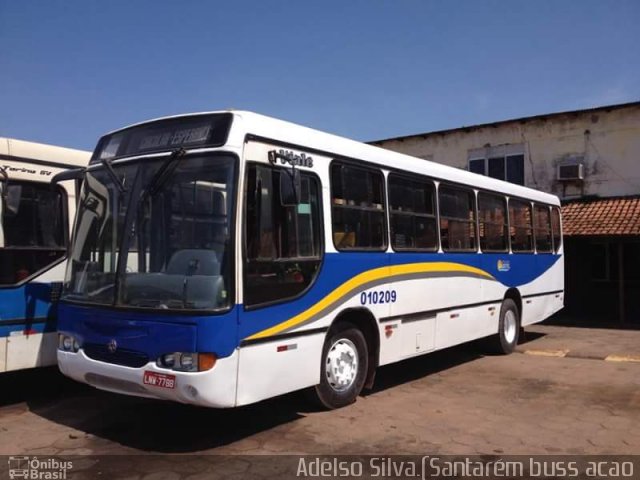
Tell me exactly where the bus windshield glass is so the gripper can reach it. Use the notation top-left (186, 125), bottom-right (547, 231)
top-left (0, 180), bottom-right (66, 285)
top-left (64, 153), bottom-right (235, 311)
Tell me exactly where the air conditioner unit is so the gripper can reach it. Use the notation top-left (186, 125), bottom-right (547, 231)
top-left (557, 163), bottom-right (584, 181)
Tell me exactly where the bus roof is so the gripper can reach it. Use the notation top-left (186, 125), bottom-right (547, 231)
top-left (107, 110), bottom-right (561, 206)
top-left (0, 137), bottom-right (91, 168)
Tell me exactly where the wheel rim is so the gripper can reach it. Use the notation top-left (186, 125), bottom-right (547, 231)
top-left (504, 310), bottom-right (517, 344)
top-left (325, 338), bottom-right (359, 392)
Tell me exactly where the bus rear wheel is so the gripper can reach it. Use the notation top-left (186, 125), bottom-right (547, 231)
top-left (488, 298), bottom-right (520, 354)
top-left (311, 324), bottom-right (368, 409)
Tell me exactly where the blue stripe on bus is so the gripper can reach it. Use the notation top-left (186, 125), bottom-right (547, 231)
top-left (58, 253), bottom-right (560, 359)
top-left (0, 283), bottom-right (58, 337)
top-left (0, 319), bottom-right (55, 338)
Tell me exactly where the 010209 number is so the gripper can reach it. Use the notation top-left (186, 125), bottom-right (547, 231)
top-left (360, 290), bottom-right (397, 305)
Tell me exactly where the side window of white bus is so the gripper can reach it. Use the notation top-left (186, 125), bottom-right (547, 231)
top-left (534, 205), bottom-right (553, 253)
top-left (438, 185), bottom-right (476, 252)
top-left (388, 174), bottom-right (437, 251)
top-left (509, 199), bottom-right (534, 252)
top-left (551, 207), bottom-right (562, 253)
top-left (478, 192), bottom-right (508, 252)
top-left (244, 163), bottom-right (322, 307)
top-left (330, 162), bottom-right (386, 251)
top-left (0, 181), bottom-right (66, 286)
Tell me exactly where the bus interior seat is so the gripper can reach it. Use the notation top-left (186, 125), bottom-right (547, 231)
top-left (333, 231), bottom-right (356, 248)
top-left (166, 249), bottom-right (220, 276)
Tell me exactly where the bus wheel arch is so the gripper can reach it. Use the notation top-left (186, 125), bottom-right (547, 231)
top-left (503, 287), bottom-right (522, 319)
top-left (329, 307), bottom-right (380, 390)
top-left (486, 289), bottom-right (522, 354)
top-left (309, 308), bottom-right (379, 409)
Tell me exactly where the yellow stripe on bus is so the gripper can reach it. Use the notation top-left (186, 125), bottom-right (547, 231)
top-left (245, 262), bottom-right (494, 340)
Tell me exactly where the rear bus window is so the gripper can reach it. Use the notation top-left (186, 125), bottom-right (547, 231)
top-left (388, 174), bottom-right (437, 251)
top-left (331, 163), bottom-right (386, 251)
top-left (509, 199), bottom-right (533, 252)
top-left (534, 205), bottom-right (552, 253)
top-left (478, 192), bottom-right (508, 252)
top-left (551, 206), bottom-right (562, 253)
top-left (439, 185), bottom-right (476, 252)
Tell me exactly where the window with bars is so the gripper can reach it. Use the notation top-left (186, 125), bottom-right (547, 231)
top-left (331, 163), bottom-right (386, 251)
top-left (439, 185), bottom-right (476, 252)
top-left (468, 154), bottom-right (525, 185)
top-left (509, 199), bottom-right (533, 252)
top-left (534, 205), bottom-right (552, 253)
top-left (388, 174), bottom-right (437, 251)
top-left (478, 192), bottom-right (508, 252)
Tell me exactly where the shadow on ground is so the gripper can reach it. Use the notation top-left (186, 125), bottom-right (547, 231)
top-left (22, 344), bottom-right (486, 453)
top-left (0, 366), bottom-right (87, 408)
top-left (544, 312), bottom-right (640, 330)
top-left (518, 328), bottom-right (546, 346)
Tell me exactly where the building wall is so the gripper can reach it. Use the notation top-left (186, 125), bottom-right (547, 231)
top-left (374, 104), bottom-right (640, 199)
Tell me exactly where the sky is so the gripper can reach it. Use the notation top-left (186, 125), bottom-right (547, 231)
top-left (1, 0), bottom-right (639, 151)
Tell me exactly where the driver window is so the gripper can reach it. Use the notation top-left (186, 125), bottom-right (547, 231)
top-left (244, 163), bottom-right (322, 307)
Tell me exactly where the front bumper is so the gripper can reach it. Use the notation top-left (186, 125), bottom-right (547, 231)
top-left (57, 348), bottom-right (238, 408)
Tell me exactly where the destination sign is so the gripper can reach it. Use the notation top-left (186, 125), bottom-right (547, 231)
top-left (138, 125), bottom-right (211, 151)
top-left (91, 113), bottom-right (233, 163)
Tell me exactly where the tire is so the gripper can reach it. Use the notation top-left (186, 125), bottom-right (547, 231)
top-left (310, 325), bottom-right (368, 410)
top-left (487, 298), bottom-right (520, 354)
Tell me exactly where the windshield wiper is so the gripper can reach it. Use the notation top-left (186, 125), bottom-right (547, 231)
top-left (134, 148), bottom-right (187, 272)
top-left (101, 158), bottom-right (126, 193)
top-left (139, 148), bottom-right (186, 202)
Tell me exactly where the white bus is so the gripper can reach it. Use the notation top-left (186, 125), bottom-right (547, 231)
top-left (0, 138), bottom-right (90, 372)
top-left (57, 111), bottom-right (563, 408)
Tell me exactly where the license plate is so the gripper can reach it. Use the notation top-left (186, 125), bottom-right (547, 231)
top-left (143, 371), bottom-right (176, 389)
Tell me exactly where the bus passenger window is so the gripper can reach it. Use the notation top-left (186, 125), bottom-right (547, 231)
top-left (439, 185), bottom-right (476, 252)
top-left (534, 205), bottom-right (552, 253)
top-left (478, 192), bottom-right (508, 252)
top-left (509, 199), bottom-right (533, 252)
top-left (551, 207), bottom-right (562, 253)
top-left (331, 163), bottom-right (386, 251)
top-left (244, 163), bottom-right (322, 307)
top-left (388, 174), bottom-right (437, 251)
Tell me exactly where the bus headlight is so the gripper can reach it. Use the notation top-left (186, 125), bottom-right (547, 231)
top-left (178, 353), bottom-right (195, 370)
top-left (161, 353), bottom-right (177, 368)
top-left (58, 334), bottom-right (80, 352)
top-left (156, 352), bottom-right (216, 372)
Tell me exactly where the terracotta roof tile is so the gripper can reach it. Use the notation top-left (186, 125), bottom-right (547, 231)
top-left (562, 197), bottom-right (640, 236)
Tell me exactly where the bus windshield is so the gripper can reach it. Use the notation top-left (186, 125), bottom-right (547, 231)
top-left (64, 153), bottom-right (236, 311)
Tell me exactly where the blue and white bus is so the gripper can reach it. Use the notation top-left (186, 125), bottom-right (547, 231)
top-left (57, 111), bottom-right (563, 409)
top-left (0, 138), bottom-right (90, 372)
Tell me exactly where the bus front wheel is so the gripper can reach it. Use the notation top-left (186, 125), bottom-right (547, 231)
top-left (489, 298), bottom-right (520, 354)
top-left (311, 324), bottom-right (368, 409)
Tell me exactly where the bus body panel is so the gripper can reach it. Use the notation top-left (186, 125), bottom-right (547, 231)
top-left (236, 332), bottom-right (324, 406)
top-left (57, 303), bottom-right (240, 360)
top-left (58, 348), bottom-right (239, 408)
top-left (0, 141), bottom-right (89, 373)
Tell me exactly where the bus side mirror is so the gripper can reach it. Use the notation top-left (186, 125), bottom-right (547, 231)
top-left (280, 169), bottom-right (301, 206)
